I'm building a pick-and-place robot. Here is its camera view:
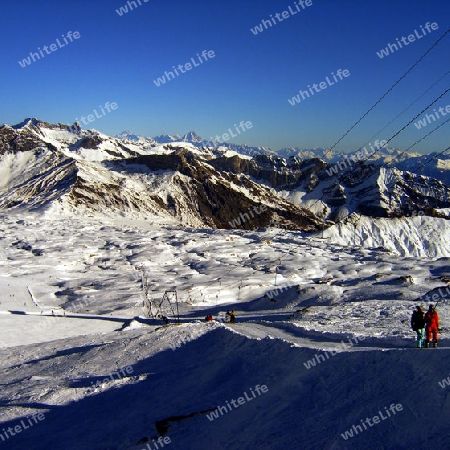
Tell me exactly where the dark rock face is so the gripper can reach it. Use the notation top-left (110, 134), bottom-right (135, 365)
top-left (314, 163), bottom-right (450, 219)
top-left (209, 154), bottom-right (327, 189)
top-left (117, 150), bottom-right (322, 231)
top-left (0, 124), bottom-right (55, 155)
top-left (70, 135), bottom-right (104, 150)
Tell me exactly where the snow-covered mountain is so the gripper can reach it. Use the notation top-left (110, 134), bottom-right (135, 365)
top-left (2, 119), bottom-right (450, 235)
top-left (286, 161), bottom-right (450, 221)
top-left (119, 130), bottom-right (450, 186)
top-left (117, 130), bottom-right (273, 157)
top-left (0, 119), bottom-right (322, 231)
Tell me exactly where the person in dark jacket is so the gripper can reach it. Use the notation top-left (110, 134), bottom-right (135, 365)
top-left (411, 306), bottom-right (426, 348)
top-left (424, 304), bottom-right (439, 348)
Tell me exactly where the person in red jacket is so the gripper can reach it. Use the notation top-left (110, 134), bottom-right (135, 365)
top-left (424, 304), bottom-right (439, 348)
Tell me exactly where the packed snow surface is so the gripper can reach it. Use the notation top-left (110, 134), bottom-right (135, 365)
top-left (1, 212), bottom-right (450, 449)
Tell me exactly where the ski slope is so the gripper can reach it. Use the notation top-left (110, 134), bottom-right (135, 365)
top-left (1, 211), bottom-right (450, 449)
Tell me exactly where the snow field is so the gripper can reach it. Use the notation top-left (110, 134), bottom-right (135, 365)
top-left (1, 213), bottom-right (450, 448)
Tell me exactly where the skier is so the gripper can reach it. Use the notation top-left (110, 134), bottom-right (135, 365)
top-left (424, 304), bottom-right (439, 348)
top-left (205, 314), bottom-right (213, 322)
top-left (230, 310), bottom-right (236, 324)
top-left (225, 310), bottom-right (231, 323)
top-left (411, 306), bottom-right (426, 348)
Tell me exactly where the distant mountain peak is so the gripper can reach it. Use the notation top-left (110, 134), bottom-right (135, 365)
top-left (12, 117), bottom-right (42, 129)
top-left (182, 131), bottom-right (203, 143)
top-left (152, 133), bottom-right (181, 143)
top-left (116, 130), bottom-right (141, 141)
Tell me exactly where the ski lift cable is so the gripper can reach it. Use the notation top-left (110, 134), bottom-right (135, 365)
top-left (402, 115), bottom-right (450, 154)
top-left (380, 101), bottom-right (450, 169)
top-left (316, 104), bottom-right (450, 230)
top-left (369, 114), bottom-right (450, 173)
top-left (307, 80), bottom-right (450, 215)
top-left (412, 145), bottom-right (450, 175)
top-left (186, 40), bottom-right (450, 301)
top-left (327, 26), bottom-right (450, 153)
top-left (352, 67), bottom-right (450, 156)
top-left (307, 87), bottom-right (450, 229)
top-left (361, 85), bottom-right (450, 162)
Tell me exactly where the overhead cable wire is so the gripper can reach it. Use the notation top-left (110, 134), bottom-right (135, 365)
top-left (412, 145), bottom-right (450, 175)
top-left (327, 26), bottom-right (450, 152)
top-left (354, 68), bottom-right (450, 154)
top-left (361, 85), bottom-right (450, 162)
top-left (305, 85), bottom-right (450, 214)
top-left (399, 115), bottom-right (450, 155)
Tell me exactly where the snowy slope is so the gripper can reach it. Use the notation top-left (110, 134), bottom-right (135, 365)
top-left (323, 214), bottom-right (450, 257)
top-left (1, 316), bottom-right (450, 450)
top-left (1, 212), bottom-right (450, 449)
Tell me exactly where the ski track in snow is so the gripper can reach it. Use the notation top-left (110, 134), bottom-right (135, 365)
top-left (1, 212), bottom-right (450, 449)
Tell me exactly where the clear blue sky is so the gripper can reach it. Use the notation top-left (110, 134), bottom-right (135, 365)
top-left (1, 0), bottom-right (449, 153)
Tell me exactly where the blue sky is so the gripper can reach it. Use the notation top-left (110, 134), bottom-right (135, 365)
top-left (1, 0), bottom-right (449, 153)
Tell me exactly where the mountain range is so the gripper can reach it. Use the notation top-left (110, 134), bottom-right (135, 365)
top-left (119, 128), bottom-right (450, 185)
top-left (1, 118), bottom-right (449, 232)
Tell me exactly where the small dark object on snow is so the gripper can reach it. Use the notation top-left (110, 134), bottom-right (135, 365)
top-left (158, 314), bottom-right (170, 324)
